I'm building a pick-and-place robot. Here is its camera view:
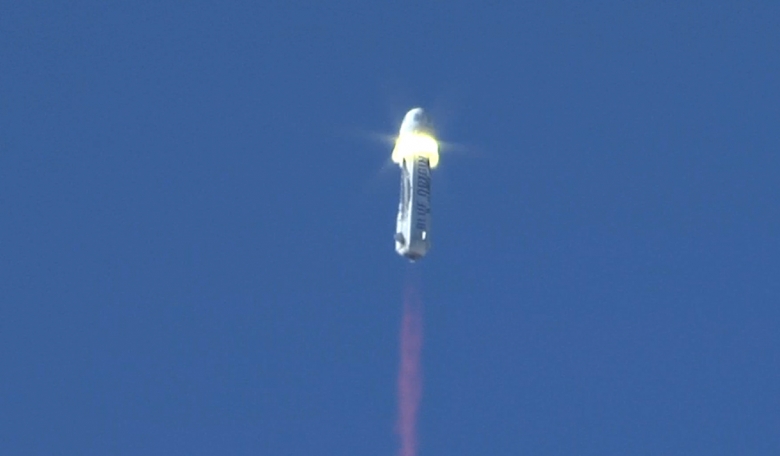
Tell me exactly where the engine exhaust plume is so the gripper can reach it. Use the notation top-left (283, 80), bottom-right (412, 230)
top-left (397, 275), bottom-right (423, 456)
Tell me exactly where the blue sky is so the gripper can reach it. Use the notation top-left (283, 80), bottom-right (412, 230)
top-left (1, 2), bottom-right (778, 455)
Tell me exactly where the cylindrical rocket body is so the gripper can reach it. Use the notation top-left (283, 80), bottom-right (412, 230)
top-left (394, 155), bottom-right (432, 261)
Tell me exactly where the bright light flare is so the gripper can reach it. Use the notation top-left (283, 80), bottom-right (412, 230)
top-left (391, 132), bottom-right (440, 169)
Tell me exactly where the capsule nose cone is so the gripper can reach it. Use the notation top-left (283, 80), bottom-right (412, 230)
top-left (400, 107), bottom-right (431, 135)
top-left (405, 107), bottom-right (424, 120)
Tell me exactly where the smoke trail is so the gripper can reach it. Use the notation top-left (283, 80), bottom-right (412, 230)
top-left (397, 272), bottom-right (423, 456)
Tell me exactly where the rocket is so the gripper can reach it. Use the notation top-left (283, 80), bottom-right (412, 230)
top-left (392, 108), bottom-right (439, 261)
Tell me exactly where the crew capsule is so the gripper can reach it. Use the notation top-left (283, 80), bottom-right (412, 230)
top-left (391, 108), bottom-right (439, 169)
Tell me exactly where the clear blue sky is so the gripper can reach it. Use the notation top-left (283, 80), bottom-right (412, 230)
top-left (2, 2), bottom-right (778, 455)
